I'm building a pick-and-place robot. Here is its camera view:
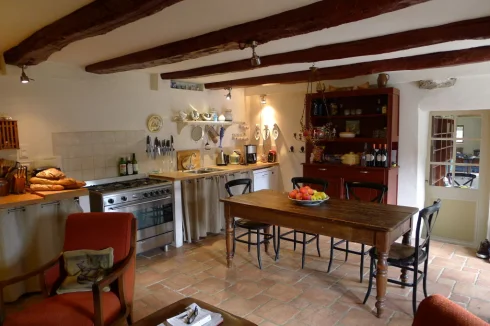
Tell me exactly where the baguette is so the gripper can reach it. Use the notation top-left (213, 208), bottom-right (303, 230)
top-left (30, 177), bottom-right (77, 187)
top-left (64, 181), bottom-right (86, 189)
top-left (36, 168), bottom-right (66, 180)
top-left (30, 184), bottom-right (64, 191)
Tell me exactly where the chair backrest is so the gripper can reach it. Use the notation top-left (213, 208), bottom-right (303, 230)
top-left (447, 173), bottom-right (476, 187)
top-left (415, 199), bottom-right (442, 252)
top-left (344, 181), bottom-right (388, 203)
top-left (291, 177), bottom-right (328, 192)
top-left (225, 178), bottom-right (252, 197)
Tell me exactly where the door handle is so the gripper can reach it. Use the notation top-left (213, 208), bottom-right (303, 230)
top-left (360, 171), bottom-right (369, 174)
top-left (318, 168), bottom-right (327, 171)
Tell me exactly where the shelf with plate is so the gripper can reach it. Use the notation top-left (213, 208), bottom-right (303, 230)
top-left (179, 120), bottom-right (234, 126)
top-left (312, 114), bottom-right (386, 120)
top-left (315, 137), bottom-right (387, 144)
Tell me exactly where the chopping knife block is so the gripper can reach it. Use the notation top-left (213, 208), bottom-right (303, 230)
top-left (177, 150), bottom-right (201, 170)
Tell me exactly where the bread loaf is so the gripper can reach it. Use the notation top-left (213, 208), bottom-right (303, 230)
top-left (64, 181), bottom-right (86, 189)
top-left (36, 168), bottom-right (65, 180)
top-left (30, 184), bottom-right (64, 191)
top-left (30, 177), bottom-right (77, 187)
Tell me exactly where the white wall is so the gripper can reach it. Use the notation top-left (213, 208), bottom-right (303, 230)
top-left (0, 62), bottom-right (247, 177)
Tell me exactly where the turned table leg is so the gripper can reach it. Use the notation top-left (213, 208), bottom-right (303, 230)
top-left (264, 226), bottom-right (271, 253)
top-left (400, 226), bottom-right (412, 287)
top-left (375, 250), bottom-right (389, 318)
top-left (225, 204), bottom-right (234, 268)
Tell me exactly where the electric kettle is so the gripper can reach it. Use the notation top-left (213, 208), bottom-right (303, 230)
top-left (216, 150), bottom-right (228, 166)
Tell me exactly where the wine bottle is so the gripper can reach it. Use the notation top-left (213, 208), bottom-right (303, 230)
top-left (375, 144), bottom-right (381, 167)
top-left (119, 157), bottom-right (127, 176)
top-left (376, 99), bottom-right (382, 114)
top-left (368, 144), bottom-right (376, 167)
top-left (132, 153), bottom-right (139, 174)
top-left (126, 155), bottom-right (133, 175)
top-left (361, 143), bottom-right (367, 167)
top-left (382, 144), bottom-right (388, 167)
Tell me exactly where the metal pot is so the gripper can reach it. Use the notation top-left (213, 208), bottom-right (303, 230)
top-left (229, 151), bottom-right (240, 165)
top-left (216, 150), bottom-right (228, 166)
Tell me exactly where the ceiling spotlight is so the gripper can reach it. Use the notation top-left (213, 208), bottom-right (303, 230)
top-left (260, 94), bottom-right (267, 104)
top-left (20, 65), bottom-right (33, 84)
top-left (225, 87), bottom-right (232, 100)
top-left (250, 41), bottom-right (261, 67)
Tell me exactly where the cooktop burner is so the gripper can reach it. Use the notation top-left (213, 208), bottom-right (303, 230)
top-left (87, 178), bottom-right (170, 194)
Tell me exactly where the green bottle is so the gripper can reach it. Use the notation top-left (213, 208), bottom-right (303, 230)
top-left (132, 153), bottom-right (138, 175)
top-left (119, 157), bottom-right (127, 176)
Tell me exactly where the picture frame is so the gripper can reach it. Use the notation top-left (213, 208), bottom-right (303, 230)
top-left (346, 120), bottom-right (360, 135)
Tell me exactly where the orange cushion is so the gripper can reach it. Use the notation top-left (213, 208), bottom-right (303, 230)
top-left (5, 292), bottom-right (121, 326)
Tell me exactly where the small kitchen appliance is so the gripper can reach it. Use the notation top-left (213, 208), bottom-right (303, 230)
top-left (244, 145), bottom-right (257, 165)
top-left (86, 175), bottom-right (173, 254)
top-left (267, 150), bottom-right (277, 163)
top-left (216, 150), bottom-right (228, 166)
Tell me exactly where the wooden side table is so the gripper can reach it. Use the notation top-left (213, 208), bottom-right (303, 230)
top-left (133, 298), bottom-right (256, 326)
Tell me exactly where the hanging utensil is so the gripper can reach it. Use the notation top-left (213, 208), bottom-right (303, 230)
top-left (204, 134), bottom-right (211, 150)
top-left (206, 125), bottom-right (219, 144)
top-left (191, 126), bottom-right (204, 142)
top-left (219, 126), bottom-right (224, 148)
top-left (146, 135), bottom-right (152, 158)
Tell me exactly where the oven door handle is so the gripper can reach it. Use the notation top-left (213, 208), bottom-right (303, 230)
top-left (107, 197), bottom-right (170, 210)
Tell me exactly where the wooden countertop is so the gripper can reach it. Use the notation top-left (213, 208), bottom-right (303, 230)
top-left (150, 162), bottom-right (279, 181)
top-left (0, 188), bottom-right (88, 210)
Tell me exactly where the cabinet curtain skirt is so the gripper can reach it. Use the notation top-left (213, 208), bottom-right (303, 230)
top-left (0, 199), bottom-right (83, 302)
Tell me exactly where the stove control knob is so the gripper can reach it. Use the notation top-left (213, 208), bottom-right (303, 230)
top-left (143, 192), bottom-right (149, 198)
top-left (151, 191), bottom-right (156, 197)
top-left (121, 196), bottom-right (127, 202)
top-left (165, 189), bottom-right (171, 194)
top-left (107, 198), bottom-right (114, 204)
top-left (158, 190), bottom-right (164, 195)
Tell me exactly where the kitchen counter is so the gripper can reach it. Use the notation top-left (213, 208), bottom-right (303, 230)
top-left (150, 162), bottom-right (279, 181)
top-left (0, 188), bottom-right (88, 209)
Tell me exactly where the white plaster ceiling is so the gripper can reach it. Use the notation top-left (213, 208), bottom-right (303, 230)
top-left (2, 0), bottom-right (490, 85)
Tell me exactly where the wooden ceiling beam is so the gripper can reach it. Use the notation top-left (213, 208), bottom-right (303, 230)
top-left (3, 0), bottom-right (183, 66)
top-left (85, 0), bottom-right (429, 74)
top-left (203, 46), bottom-right (490, 89)
top-left (161, 16), bottom-right (490, 80)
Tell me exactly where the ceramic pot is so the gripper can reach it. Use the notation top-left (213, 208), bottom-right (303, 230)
top-left (377, 73), bottom-right (390, 88)
top-left (341, 152), bottom-right (360, 166)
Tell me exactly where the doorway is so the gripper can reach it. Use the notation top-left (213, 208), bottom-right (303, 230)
top-left (425, 111), bottom-right (488, 247)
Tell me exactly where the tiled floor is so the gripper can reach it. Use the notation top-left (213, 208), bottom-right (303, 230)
top-left (6, 233), bottom-right (490, 325)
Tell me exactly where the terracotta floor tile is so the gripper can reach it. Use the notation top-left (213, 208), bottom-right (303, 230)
top-left (162, 273), bottom-right (198, 291)
top-left (294, 302), bottom-right (349, 326)
top-left (193, 277), bottom-right (231, 294)
top-left (179, 286), bottom-right (199, 296)
top-left (190, 292), bottom-right (222, 306)
top-left (387, 311), bottom-right (414, 326)
top-left (449, 293), bottom-right (471, 304)
top-left (218, 296), bottom-right (262, 317)
top-left (298, 286), bottom-right (342, 305)
top-left (228, 280), bottom-right (264, 299)
top-left (135, 269), bottom-right (165, 286)
top-left (255, 300), bottom-right (300, 325)
top-left (251, 294), bottom-right (273, 306)
top-left (418, 280), bottom-right (453, 298)
top-left (339, 307), bottom-right (389, 326)
top-left (468, 298), bottom-right (490, 322)
top-left (453, 282), bottom-right (490, 301)
top-left (264, 283), bottom-right (303, 302)
top-left (430, 256), bottom-right (466, 269)
top-left (245, 313), bottom-right (264, 324)
top-left (440, 268), bottom-right (477, 284)
top-left (476, 270), bottom-right (490, 287)
top-left (263, 266), bottom-right (305, 284)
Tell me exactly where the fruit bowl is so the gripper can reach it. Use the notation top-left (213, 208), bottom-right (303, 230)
top-left (288, 197), bottom-right (329, 206)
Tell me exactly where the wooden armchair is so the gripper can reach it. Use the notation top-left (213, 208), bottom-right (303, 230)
top-left (0, 212), bottom-right (136, 326)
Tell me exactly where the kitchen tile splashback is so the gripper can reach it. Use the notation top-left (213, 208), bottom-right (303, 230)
top-left (52, 130), bottom-right (147, 180)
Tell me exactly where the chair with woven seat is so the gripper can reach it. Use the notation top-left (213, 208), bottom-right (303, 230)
top-left (327, 182), bottom-right (388, 282)
top-left (225, 178), bottom-right (275, 269)
top-left (363, 199), bottom-right (442, 315)
top-left (276, 177), bottom-right (328, 269)
top-left (0, 212), bottom-right (136, 326)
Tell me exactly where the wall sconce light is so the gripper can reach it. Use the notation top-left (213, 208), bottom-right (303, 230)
top-left (225, 87), bottom-right (232, 100)
top-left (20, 65), bottom-right (33, 84)
top-left (260, 94), bottom-right (267, 104)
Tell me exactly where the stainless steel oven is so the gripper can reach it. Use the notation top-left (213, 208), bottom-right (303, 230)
top-left (86, 175), bottom-right (174, 254)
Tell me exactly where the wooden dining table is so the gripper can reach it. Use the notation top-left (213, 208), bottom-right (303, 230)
top-left (221, 190), bottom-right (419, 318)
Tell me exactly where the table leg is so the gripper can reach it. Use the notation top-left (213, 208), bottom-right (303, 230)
top-left (225, 205), bottom-right (234, 268)
top-left (375, 250), bottom-right (389, 318)
top-left (264, 226), bottom-right (271, 253)
top-left (400, 227), bottom-right (412, 287)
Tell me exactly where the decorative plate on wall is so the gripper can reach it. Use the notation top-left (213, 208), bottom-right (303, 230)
top-left (147, 114), bottom-right (163, 132)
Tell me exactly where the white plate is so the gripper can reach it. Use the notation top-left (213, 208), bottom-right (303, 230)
top-left (147, 114), bottom-right (163, 132)
top-left (288, 196), bottom-right (329, 206)
top-left (339, 132), bottom-right (355, 138)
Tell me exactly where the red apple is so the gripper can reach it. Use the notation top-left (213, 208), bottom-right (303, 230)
top-left (295, 193), bottom-right (303, 200)
top-left (307, 188), bottom-right (315, 195)
top-left (303, 194), bottom-right (312, 200)
top-left (289, 190), bottom-right (298, 198)
top-left (299, 187), bottom-right (309, 194)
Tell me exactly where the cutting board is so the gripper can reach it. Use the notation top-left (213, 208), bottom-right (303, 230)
top-left (177, 150), bottom-right (201, 170)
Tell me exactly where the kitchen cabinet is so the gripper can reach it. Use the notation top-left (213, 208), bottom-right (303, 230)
top-left (303, 88), bottom-right (400, 204)
top-left (303, 164), bottom-right (398, 204)
top-left (253, 167), bottom-right (278, 192)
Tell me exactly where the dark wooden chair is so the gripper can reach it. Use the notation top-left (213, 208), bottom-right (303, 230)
top-left (276, 177), bottom-right (328, 269)
top-left (363, 199), bottom-right (442, 315)
top-left (225, 178), bottom-right (275, 269)
top-left (328, 182), bottom-right (388, 283)
top-left (446, 172), bottom-right (477, 187)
